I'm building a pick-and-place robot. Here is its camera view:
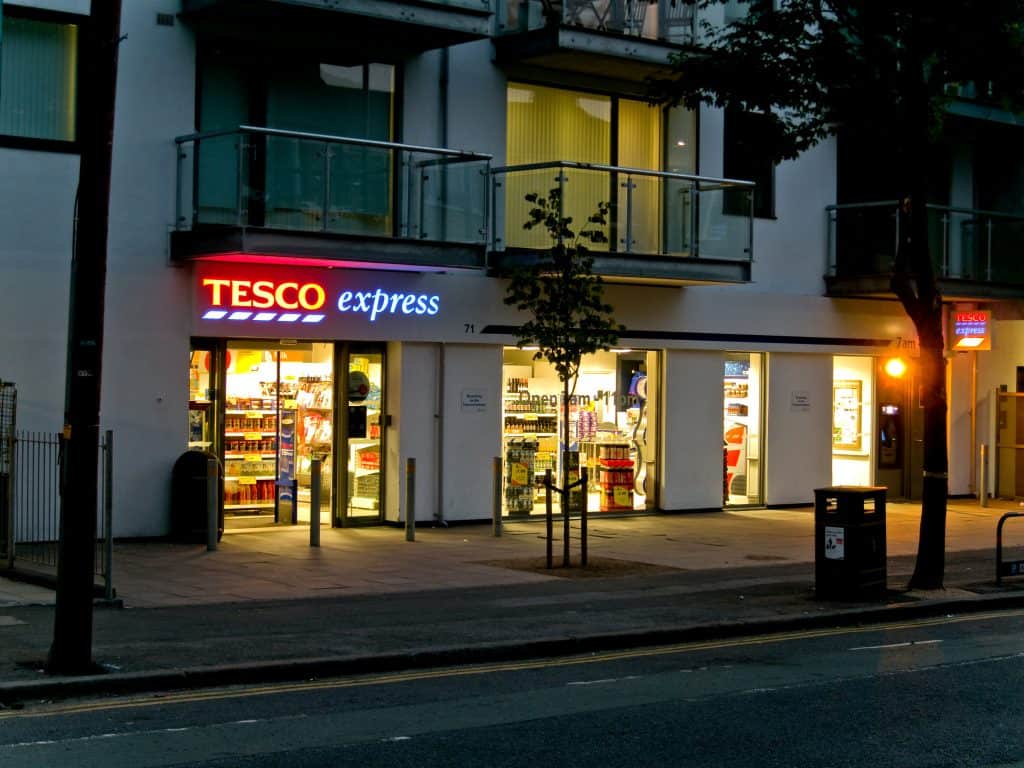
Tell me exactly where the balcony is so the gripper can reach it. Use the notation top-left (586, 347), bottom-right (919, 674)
top-left (172, 126), bottom-right (491, 270)
top-left (490, 161), bottom-right (754, 284)
top-left (826, 202), bottom-right (1024, 300)
top-left (494, 0), bottom-right (696, 84)
top-left (180, 0), bottom-right (491, 58)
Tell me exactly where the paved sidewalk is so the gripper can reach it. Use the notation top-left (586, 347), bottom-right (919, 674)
top-left (2, 500), bottom-right (1024, 704)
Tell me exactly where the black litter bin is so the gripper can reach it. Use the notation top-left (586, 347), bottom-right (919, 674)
top-left (171, 450), bottom-right (224, 543)
top-left (814, 486), bottom-right (887, 600)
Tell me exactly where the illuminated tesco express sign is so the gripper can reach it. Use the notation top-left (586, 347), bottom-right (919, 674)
top-left (200, 278), bottom-right (441, 324)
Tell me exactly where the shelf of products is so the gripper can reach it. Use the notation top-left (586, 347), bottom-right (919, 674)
top-left (224, 478), bottom-right (276, 507)
top-left (596, 443), bottom-right (633, 511)
top-left (504, 438), bottom-right (538, 515)
top-left (504, 414), bottom-right (557, 435)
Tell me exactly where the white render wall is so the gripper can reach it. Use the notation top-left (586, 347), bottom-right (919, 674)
top-left (659, 349), bottom-right (725, 510)
top-left (948, 351), bottom-right (974, 496)
top-left (0, 150), bottom-right (77, 430)
top-left (765, 353), bottom-right (832, 505)
top-left (441, 344), bottom-right (503, 521)
top-left (98, 3), bottom-right (197, 535)
top-left (388, 342), bottom-right (439, 523)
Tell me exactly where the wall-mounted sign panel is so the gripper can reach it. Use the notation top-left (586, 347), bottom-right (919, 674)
top-left (949, 310), bottom-right (991, 351)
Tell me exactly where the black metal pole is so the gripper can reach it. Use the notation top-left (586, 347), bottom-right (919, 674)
top-left (545, 469), bottom-right (553, 569)
top-left (580, 467), bottom-right (588, 567)
top-left (562, 450), bottom-right (571, 568)
top-left (48, 0), bottom-right (122, 676)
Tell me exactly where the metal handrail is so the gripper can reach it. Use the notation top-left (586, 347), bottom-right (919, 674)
top-left (826, 200), bottom-right (1024, 222)
top-left (492, 160), bottom-right (755, 189)
top-left (175, 124), bottom-right (493, 162)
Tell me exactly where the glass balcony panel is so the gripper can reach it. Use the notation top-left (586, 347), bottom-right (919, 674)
top-left (327, 143), bottom-right (393, 237)
top-left (195, 133), bottom-right (243, 226)
top-left (662, 177), bottom-right (694, 255)
top-left (498, 0), bottom-right (695, 42)
top-left (989, 216), bottom-right (1024, 284)
top-left (263, 135), bottom-right (329, 231)
top-left (617, 174), bottom-right (662, 253)
top-left (494, 163), bottom-right (753, 262)
top-left (829, 205), bottom-right (897, 277)
top-left (179, 127), bottom-right (490, 247)
top-left (502, 167), bottom-right (610, 251)
top-left (414, 155), bottom-right (489, 244)
top-left (943, 209), bottom-right (978, 279)
top-left (695, 185), bottom-right (752, 261)
top-left (828, 202), bottom-right (1024, 289)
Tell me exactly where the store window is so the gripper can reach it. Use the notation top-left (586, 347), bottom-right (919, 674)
top-left (502, 348), bottom-right (659, 516)
top-left (832, 356), bottom-right (875, 486)
top-left (724, 352), bottom-right (765, 506)
top-left (0, 11), bottom-right (79, 147)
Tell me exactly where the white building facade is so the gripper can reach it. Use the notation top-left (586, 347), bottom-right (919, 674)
top-left (1, 0), bottom-right (1017, 537)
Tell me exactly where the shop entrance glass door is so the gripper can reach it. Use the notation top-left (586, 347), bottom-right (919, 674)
top-left (222, 342), bottom-right (335, 530)
top-left (342, 346), bottom-right (385, 523)
top-left (188, 340), bottom-right (223, 457)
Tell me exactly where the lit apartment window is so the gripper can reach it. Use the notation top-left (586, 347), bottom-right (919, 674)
top-left (0, 12), bottom-right (79, 146)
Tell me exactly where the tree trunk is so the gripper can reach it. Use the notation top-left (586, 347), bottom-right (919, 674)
top-left (895, 179), bottom-right (948, 591)
top-left (910, 332), bottom-right (948, 590)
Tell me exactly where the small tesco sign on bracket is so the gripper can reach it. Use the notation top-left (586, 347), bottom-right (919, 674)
top-left (949, 309), bottom-right (991, 351)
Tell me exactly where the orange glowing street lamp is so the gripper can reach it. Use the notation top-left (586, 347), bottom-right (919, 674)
top-left (884, 357), bottom-right (908, 378)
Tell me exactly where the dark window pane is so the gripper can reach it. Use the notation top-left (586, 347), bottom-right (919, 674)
top-left (0, 16), bottom-right (78, 142)
top-left (723, 109), bottom-right (774, 218)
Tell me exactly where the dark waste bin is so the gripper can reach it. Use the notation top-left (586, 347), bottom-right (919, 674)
top-left (814, 486), bottom-right (887, 600)
top-left (171, 450), bottom-right (224, 543)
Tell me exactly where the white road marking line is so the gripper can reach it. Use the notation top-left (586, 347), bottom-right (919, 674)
top-left (850, 640), bottom-right (944, 651)
top-left (567, 676), bottom-right (640, 686)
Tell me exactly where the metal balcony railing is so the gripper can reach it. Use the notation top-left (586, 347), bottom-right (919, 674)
top-left (499, 0), bottom-right (696, 44)
top-left (826, 201), bottom-right (1024, 285)
top-left (491, 161), bottom-right (754, 262)
top-left (175, 126), bottom-right (492, 246)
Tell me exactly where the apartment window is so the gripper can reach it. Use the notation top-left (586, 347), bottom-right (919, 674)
top-left (723, 108), bottom-right (775, 218)
top-left (723, 0), bottom-right (774, 23)
top-left (0, 11), bottom-right (79, 148)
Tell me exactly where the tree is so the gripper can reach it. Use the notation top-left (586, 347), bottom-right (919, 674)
top-left (504, 188), bottom-right (624, 566)
top-left (648, 1), bottom-right (1024, 589)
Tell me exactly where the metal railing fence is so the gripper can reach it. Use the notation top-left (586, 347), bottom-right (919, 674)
top-left (826, 201), bottom-right (1024, 284)
top-left (1, 428), bottom-right (113, 600)
top-left (175, 125), bottom-right (492, 246)
top-left (499, 0), bottom-right (697, 44)
top-left (491, 161), bottom-right (754, 261)
top-left (0, 382), bottom-right (15, 568)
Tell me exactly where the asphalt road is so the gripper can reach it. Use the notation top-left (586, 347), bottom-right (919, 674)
top-left (4, 610), bottom-right (1024, 767)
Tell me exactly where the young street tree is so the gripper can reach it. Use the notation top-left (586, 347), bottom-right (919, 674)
top-left (649, 1), bottom-right (1024, 589)
top-left (504, 188), bottom-right (624, 565)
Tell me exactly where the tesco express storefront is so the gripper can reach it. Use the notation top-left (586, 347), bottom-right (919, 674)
top-left (185, 261), bottom-right (916, 531)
